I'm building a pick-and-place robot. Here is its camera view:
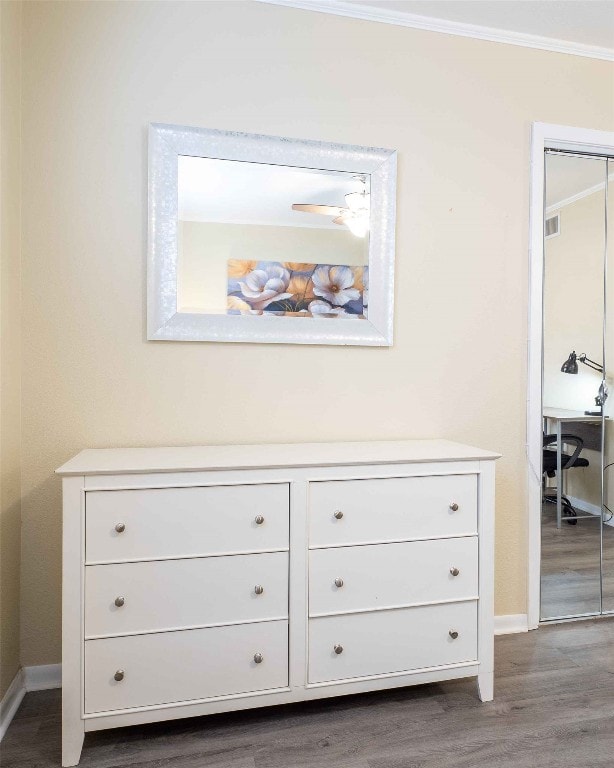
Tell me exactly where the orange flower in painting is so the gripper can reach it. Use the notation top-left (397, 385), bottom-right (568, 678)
top-left (287, 275), bottom-right (315, 300)
top-left (227, 296), bottom-right (252, 312)
top-left (352, 267), bottom-right (364, 292)
top-left (228, 259), bottom-right (258, 278)
top-left (283, 262), bottom-right (314, 272)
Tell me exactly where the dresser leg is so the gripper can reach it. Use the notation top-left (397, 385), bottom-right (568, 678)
top-left (477, 671), bottom-right (494, 702)
top-left (62, 720), bottom-right (84, 767)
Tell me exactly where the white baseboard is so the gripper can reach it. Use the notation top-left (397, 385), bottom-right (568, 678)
top-left (24, 663), bottom-right (61, 692)
top-left (567, 495), bottom-right (614, 526)
top-left (494, 614), bottom-right (529, 635)
top-left (0, 663), bottom-right (62, 742)
top-left (0, 669), bottom-right (26, 742)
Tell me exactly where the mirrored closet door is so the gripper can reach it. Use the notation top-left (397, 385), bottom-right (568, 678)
top-left (541, 151), bottom-right (611, 621)
top-left (602, 157), bottom-right (614, 614)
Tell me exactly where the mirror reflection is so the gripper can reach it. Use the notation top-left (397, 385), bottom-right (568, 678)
top-left (177, 157), bottom-right (370, 318)
top-left (602, 157), bottom-right (614, 614)
top-left (541, 152), bottom-right (608, 620)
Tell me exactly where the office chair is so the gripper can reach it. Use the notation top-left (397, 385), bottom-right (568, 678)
top-left (543, 433), bottom-right (589, 525)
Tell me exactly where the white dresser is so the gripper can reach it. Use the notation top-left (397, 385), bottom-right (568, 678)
top-left (57, 439), bottom-right (499, 766)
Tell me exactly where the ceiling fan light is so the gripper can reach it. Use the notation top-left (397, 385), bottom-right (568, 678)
top-left (345, 190), bottom-right (370, 212)
top-left (344, 213), bottom-right (369, 238)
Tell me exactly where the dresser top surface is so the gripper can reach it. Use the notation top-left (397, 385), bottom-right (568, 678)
top-left (56, 439), bottom-right (500, 477)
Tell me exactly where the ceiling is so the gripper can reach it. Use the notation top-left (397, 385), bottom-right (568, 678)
top-left (260, 0), bottom-right (614, 59)
top-left (178, 156), bottom-right (365, 228)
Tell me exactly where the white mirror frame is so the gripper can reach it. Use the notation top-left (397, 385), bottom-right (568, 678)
top-left (148, 123), bottom-right (397, 346)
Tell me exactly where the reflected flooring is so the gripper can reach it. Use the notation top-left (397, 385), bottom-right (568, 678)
top-left (541, 503), bottom-right (614, 619)
top-left (3, 620), bottom-right (614, 768)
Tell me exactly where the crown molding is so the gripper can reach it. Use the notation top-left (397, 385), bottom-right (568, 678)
top-left (546, 173), bottom-right (614, 213)
top-left (256, 0), bottom-right (614, 62)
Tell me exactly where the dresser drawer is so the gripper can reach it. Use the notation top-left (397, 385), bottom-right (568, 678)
top-left (309, 537), bottom-right (478, 616)
top-left (85, 552), bottom-right (289, 638)
top-left (308, 601), bottom-right (477, 684)
top-left (309, 475), bottom-right (477, 548)
top-left (85, 620), bottom-right (289, 713)
top-left (85, 484), bottom-right (289, 563)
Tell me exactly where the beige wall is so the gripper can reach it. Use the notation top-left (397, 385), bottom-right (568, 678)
top-left (543, 188), bottom-right (611, 508)
top-left (1, 0), bottom-right (22, 697)
top-left (544, 190), bottom-right (609, 414)
top-left (17, 1), bottom-right (614, 665)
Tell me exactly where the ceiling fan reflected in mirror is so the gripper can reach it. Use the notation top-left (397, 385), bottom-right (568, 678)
top-left (291, 175), bottom-right (370, 237)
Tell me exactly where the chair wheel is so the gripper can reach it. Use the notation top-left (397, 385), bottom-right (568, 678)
top-left (564, 508), bottom-right (578, 525)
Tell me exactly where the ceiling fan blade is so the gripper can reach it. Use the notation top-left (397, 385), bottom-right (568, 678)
top-left (292, 204), bottom-right (345, 216)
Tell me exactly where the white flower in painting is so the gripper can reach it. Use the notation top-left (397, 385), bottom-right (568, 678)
top-left (308, 300), bottom-right (351, 318)
top-left (312, 265), bottom-right (360, 306)
top-left (227, 296), bottom-right (251, 312)
top-left (362, 267), bottom-right (369, 308)
top-left (239, 264), bottom-right (292, 311)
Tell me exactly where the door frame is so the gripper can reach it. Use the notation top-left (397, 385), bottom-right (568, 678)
top-left (527, 122), bottom-right (614, 629)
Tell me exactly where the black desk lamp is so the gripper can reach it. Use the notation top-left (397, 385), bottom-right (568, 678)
top-left (560, 351), bottom-right (608, 415)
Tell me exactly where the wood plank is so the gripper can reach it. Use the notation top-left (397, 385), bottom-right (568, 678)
top-left (541, 502), bottom-right (614, 618)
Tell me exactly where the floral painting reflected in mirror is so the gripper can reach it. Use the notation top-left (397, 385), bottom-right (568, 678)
top-left (148, 124), bottom-right (396, 345)
top-left (227, 261), bottom-right (368, 319)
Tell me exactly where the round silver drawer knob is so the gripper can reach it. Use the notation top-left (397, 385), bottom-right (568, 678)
top-left (449, 502), bottom-right (459, 512)
top-left (253, 653), bottom-right (264, 664)
top-left (449, 630), bottom-right (459, 640)
top-left (334, 644), bottom-right (344, 655)
top-left (115, 523), bottom-right (126, 533)
top-left (450, 567), bottom-right (460, 577)
top-left (333, 510), bottom-right (344, 520)
top-left (114, 670), bottom-right (125, 682)
top-left (334, 577), bottom-right (344, 588)
top-left (254, 515), bottom-right (265, 525)
top-left (254, 585), bottom-right (264, 595)
top-left (114, 596), bottom-right (125, 607)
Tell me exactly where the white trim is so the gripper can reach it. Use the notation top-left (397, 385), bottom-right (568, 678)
top-left (527, 123), bottom-right (614, 631)
top-left (0, 669), bottom-right (26, 741)
top-left (256, 1), bottom-right (614, 62)
top-left (494, 614), bottom-right (529, 636)
top-left (0, 664), bottom-right (63, 742)
top-left (24, 663), bottom-right (62, 692)
top-left (566, 495), bottom-right (602, 518)
top-left (566, 496), bottom-right (614, 527)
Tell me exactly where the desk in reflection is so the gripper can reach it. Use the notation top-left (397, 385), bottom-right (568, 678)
top-left (543, 408), bottom-right (603, 529)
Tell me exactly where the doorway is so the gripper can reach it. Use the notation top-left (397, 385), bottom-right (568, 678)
top-left (528, 123), bottom-right (614, 628)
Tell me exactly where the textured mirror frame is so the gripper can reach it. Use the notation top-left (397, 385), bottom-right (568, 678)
top-left (148, 123), bottom-right (397, 345)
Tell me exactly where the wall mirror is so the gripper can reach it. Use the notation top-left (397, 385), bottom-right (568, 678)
top-left (148, 124), bottom-right (397, 345)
